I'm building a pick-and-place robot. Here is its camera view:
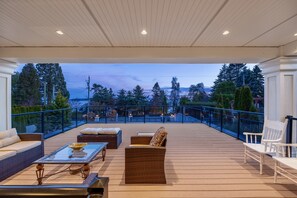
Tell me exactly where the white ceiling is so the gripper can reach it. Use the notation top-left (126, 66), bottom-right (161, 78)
top-left (0, 0), bottom-right (296, 63)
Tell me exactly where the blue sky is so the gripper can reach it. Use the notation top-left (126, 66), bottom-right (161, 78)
top-left (17, 63), bottom-right (256, 99)
top-left (62, 63), bottom-right (224, 98)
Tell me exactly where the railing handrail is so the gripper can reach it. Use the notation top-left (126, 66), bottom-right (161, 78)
top-left (201, 106), bottom-right (264, 116)
top-left (12, 107), bottom-right (74, 116)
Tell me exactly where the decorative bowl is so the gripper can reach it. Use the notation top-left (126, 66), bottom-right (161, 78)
top-left (68, 143), bottom-right (87, 150)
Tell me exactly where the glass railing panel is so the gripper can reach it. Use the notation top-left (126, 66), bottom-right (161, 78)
top-left (222, 110), bottom-right (239, 138)
top-left (184, 107), bottom-right (201, 123)
top-left (126, 106), bottom-right (145, 123)
top-left (239, 111), bottom-right (264, 141)
top-left (43, 110), bottom-right (63, 138)
top-left (11, 112), bottom-right (42, 134)
top-left (145, 106), bottom-right (163, 123)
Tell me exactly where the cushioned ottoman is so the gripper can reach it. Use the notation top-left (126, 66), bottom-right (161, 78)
top-left (77, 128), bottom-right (122, 149)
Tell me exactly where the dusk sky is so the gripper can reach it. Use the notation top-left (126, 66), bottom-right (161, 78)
top-left (17, 63), bottom-right (257, 99)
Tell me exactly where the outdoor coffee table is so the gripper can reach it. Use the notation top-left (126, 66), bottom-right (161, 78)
top-left (33, 142), bottom-right (108, 185)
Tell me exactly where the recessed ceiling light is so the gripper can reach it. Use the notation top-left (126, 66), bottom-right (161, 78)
top-left (222, 30), bottom-right (230, 35)
top-left (56, 30), bottom-right (64, 35)
top-left (141, 30), bottom-right (147, 35)
top-left (294, 33), bottom-right (297, 36)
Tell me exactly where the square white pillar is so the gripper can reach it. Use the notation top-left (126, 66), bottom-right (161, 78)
top-left (260, 57), bottom-right (297, 142)
top-left (0, 61), bottom-right (18, 130)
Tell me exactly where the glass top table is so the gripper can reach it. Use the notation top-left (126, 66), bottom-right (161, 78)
top-left (33, 142), bottom-right (108, 185)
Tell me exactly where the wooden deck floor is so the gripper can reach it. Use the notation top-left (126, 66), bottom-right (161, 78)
top-left (1, 123), bottom-right (297, 197)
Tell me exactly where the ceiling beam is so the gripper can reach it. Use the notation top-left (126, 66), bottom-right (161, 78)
top-left (0, 46), bottom-right (279, 64)
top-left (281, 40), bottom-right (297, 57)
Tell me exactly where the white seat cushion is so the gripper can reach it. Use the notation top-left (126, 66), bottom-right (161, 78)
top-left (273, 157), bottom-right (297, 170)
top-left (98, 128), bottom-right (120, 135)
top-left (243, 143), bottom-right (275, 154)
top-left (0, 151), bottom-right (16, 160)
top-left (80, 128), bottom-right (100, 135)
top-left (0, 141), bottom-right (41, 153)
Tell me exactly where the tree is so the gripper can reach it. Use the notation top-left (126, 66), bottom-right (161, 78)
top-left (91, 83), bottom-right (114, 105)
top-left (126, 91), bottom-right (135, 105)
top-left (116, 89), bottom-right (127, 106)
top-left (180, 96), bottom-right (190, 105)
top-left (170, 77), bottom-right (180, 111)
top-left (133, 85), bottom-right (147, 105)
top-left (212, 63), bottom-right (246, 99)
top-left (151, 82), bottom-right (162, 106)
top-left (212, 81), bottom-right (236, 108)
top-left (233, 88), bottom-right (241, 110)
top-left (227, 63), bottom-right (246, 87)
top-left (188, 83), bottom-right (208, 102)
top-left (54, 91), bottom-right (70, 109)
top-left (15, 63), bottom-right (41, 106)
top-left (249, 65), bottom-right (264, 97)
top-left (239, 86), bottom-right (256, 112)
top-left (160, 90), bottom-right (168, 106)
top-left (36, 63), bottom-right (70, 104)
top-left (11, 72), bottom-right (20, 106)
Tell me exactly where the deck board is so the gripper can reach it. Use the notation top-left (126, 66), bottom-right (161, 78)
top-left (1, 123), bottom-right (297, 197)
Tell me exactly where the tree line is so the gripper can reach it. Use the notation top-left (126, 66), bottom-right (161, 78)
top-left (12, 63), bottom-right (264, 113)
top-left (12, 63), bottom-right (70, 111)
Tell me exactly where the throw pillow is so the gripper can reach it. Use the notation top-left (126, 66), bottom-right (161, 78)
top-left (149, 127), bottom-right (167, 147)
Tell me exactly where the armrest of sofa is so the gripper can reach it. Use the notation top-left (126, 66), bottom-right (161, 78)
top-left (130, 136), bottom-right (152, 145)
top-left (18, 133), bottom-right (44, 141)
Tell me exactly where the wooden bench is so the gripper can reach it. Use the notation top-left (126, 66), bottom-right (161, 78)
top-left (243, 119), bottom-right (287, 174)
top-left (273, 143), bottom-right (297, 183)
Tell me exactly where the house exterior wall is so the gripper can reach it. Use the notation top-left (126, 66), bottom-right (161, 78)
top-left (0, 61), bottom-right (17, 130)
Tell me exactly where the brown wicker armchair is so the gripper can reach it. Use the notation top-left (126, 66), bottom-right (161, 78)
top-left (125, 135), bottom-right (167, 184)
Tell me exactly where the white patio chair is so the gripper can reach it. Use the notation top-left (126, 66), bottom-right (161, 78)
top-left (243, 119), bottom-right (287, 174)
top-left (273, 143), bottom-right (297, 183)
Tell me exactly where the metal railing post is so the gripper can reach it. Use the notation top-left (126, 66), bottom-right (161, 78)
top-left (285, 115), bottom-right (293, 144)
top-left (182, 106), bottom-right (184, 123)
top-left (200, 107), bottom-right (203, 123)
top-left (162, 106), bottom-right (165, 123)
top-left (124, 106), bottom-right (127, 123)
top-left (41, 112), bottom-right (45, 134)
top-left (86, 106), bottom-right (88, 123)
top-left (61, 109), bottom-right (65, 132)
top-left (75, 108), bottom-right (78, 127)
top-left (208, 109), bottom-right (212, 127)
top-left (105, 106), bottom-right (108, 124)
top-left (220, 109), bottom-right (223, 132)
top-left (237, 112), bottom-right (241, 139)
top-left (143, 106), bottom-right (146, 123)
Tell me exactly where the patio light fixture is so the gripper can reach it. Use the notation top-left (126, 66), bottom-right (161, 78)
top-left (141, 30), bottom-right (147, 35)
top-left (222, 30), bottom-right (230, 35)
top-left (56, 30), bottom-right (64, 35)
top-left (294, 33), bottom-right (297, 36)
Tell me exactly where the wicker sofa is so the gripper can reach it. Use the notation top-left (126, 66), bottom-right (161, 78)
top-left (125, 135), bottom-right (167, 184)
top-left (0, 128), bottom-right (44, 181)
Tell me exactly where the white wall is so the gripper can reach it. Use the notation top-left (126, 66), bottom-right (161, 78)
top-left (0, 61), bottom-right (17, 130)
top-left (260, 57), bottom-right (297, 142)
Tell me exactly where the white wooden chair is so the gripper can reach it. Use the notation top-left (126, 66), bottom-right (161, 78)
top-left (273, 143), bottom-right (297, 183)
top-left (243, 119), bottom-right (287, 174)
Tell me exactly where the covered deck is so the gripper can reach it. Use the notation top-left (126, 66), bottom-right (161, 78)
top-left (1, 123), bottom-right (296, 197)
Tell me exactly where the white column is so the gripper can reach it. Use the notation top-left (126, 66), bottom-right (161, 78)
top-left (260, 57), bottom-right (297, 141)
top-left (0, 60), bottom-right (18, 130)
